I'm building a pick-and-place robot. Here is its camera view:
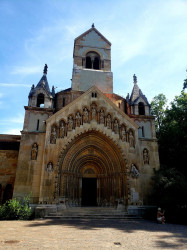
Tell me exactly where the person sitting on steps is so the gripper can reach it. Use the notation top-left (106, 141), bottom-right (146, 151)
top-left (157, 207), bottom-right (165, 224)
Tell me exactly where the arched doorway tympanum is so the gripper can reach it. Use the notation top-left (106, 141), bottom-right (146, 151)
top-left (55, 130), bottom-right (127, 207)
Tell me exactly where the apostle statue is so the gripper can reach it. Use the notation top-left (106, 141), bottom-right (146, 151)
top-left (75, 112), bottom-right (81, 127)
top-left (113, 119), bottom-right (119, 134)
top-left (50, 127), bottom-right (57, 144)
top-left (99, 109), bottom-right (105, 124)
top-left (59, 122), bottom-right (65, 138)
top-left (129, 131), bottom-right (135, 148)
top-left (106, 114), bottom-right (112, 129)
top-left (83, 108), bottom-right (89, 123)
top-left (68, 115), bottom-right (74, 131)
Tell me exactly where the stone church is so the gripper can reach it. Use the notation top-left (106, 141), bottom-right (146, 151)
top-left (0, 25), bottom-right (159, 212)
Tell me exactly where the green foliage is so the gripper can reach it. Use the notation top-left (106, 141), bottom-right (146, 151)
top-left (151, 166), bottom-right (187, 207)
top-left (0, 196), bottom-right (32, 220)
top-left (158, 91), bottom-right (187, 176)
top-left (151, 93), bottom-right (167, 131)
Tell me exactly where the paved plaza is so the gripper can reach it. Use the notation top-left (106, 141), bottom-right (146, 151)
top-left (0, 219), bottom-right (187, 249)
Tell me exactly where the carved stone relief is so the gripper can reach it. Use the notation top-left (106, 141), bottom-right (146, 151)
top-left (49, 103), bottom-right (136, 148)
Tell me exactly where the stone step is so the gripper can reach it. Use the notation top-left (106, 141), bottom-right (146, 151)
top-left (45, 215), bottom-right (143, 220)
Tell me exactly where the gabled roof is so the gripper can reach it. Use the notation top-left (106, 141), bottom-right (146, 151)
top-left (74, 26), bottom-right (111, 46)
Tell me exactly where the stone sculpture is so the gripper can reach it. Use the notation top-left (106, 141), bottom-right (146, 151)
top-left (50, 127), bottom-right (57, 144)
top-left (131, 164), bottom-right (139, 178)
top-left (31, 143), bottom-right (38, 160)
top-left (143, 148), bottom-right (149, 164)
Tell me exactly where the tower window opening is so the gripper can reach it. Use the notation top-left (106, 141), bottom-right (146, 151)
top-left (118, 103), bottom-right (121, 109)
top-left (138, 102), bottom-right (145, 115)
top-left (86, 56), bottom-right (92, 69)
top-left (36, 119), bottom-right (40, 131)
top-left (37, 93), bottom-right (45, 107)
top-left (85, 52), bottom-right (100, 70)
top-left (93, 57), bottom-right (100, 69)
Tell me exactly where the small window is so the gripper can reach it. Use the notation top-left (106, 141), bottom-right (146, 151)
top-left (142, 126), bottom-right (145, 137)
top-left (36, 119), bottom-right (40, 131)
top-left (138, 102), bottom-right (145, 115)
top-left (91, 92), bottom-right (97, 98)
top-left (118, 103), bottom-right (121, 109)
top-left (62, 97), bottom-right (65, 107)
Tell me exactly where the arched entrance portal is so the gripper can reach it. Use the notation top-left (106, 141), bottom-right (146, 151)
top-left (56, 130), bottom-right (127, 207)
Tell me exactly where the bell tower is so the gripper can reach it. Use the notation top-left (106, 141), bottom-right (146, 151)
top-left (23, 64), bottom-right (55, 133)
top-left (71, 24), bottom-right (113, 93)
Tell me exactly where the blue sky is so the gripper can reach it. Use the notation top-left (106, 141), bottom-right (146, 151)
top-left (0, 0), bottom-right (187, 134)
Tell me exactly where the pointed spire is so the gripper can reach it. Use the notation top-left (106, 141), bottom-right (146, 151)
top-left (29, 65), bottom-right (51, 97)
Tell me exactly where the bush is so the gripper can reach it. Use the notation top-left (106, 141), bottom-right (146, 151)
top-left (0, 196), bottom-right (32, 220)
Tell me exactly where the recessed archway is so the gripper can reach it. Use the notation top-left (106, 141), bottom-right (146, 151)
top-left (57, 130), bottom-right (127, 207)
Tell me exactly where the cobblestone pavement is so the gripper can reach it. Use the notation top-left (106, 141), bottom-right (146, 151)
top-left (0, 219), bottom-right (187, 249)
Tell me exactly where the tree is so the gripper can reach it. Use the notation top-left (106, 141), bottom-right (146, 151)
top-left (158, 91), bottom-right (187, 176)
top-left (151, 94), bottom-right (167, 131)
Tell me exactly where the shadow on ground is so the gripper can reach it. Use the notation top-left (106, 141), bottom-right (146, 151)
top-left (25, 219), bottom-right (187, 249)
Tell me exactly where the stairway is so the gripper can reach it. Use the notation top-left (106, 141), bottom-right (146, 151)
top-left (45, 207), bottom-right (143, 220)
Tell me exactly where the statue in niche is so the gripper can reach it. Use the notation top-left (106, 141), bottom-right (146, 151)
top-left (143, 148), bottom-right (149, 164)
top-left (99, 109), bottom-right (105, 124)
top-left (46, 162), bottom-right (53, 173)
top-left (75, 112), bottom-right (81, 127)
top-left (83, 108), bottom-right (89, 123)
top-left (59, 122), bottom-right (65, 138)
top-left (121, 127), bottom-right (126, 141)
top-left (91, 105), bottom-right (97, 120)
top-left (31, 143), bottom-right (38, 160)
top-left (129, 131), bottom-right (135, 148)
top-left (106, 114), bottom-right (112, 129)
top-left (131, 164), bottom-right (139, 178)
top-left (113, 119), bottom-right (119, 134)
top-left (68, 116), bottom-right (74, 131)
top-left (50, 127), bottom-right (57, 144)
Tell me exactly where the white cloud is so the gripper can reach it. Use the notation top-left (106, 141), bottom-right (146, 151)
top-left (2, 128), bottom-right (21, 135)
top-left (0, 114), bottom-right (24, 125)
top-left (11, 66), bottom-right (41, 75)
top-left (0, 83), bottom-right (30, 87)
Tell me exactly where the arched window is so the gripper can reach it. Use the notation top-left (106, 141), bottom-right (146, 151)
top-left (138, 102), bottom-right (145, 115)
top-left (2, 184), bottom-right (13, 204)
top-left (85, 52), bottom-right (100, 70)
top-left (37, 93), bottom-right (45, 107)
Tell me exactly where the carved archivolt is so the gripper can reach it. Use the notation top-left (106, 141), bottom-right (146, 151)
top-left (50, 103), bottom-right (135, 147)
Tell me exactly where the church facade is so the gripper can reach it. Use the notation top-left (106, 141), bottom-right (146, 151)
top-left (0, 26), bottom-right (159, 211)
